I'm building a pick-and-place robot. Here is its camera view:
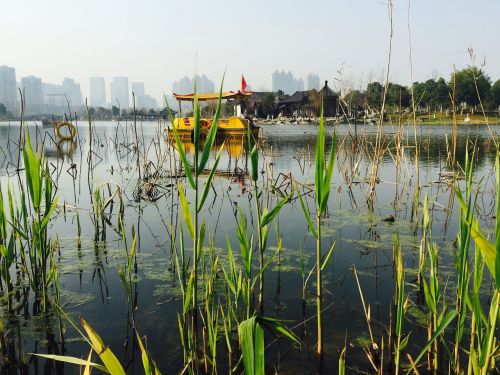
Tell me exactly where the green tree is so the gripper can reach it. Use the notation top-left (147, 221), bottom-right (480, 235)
top-left (366, 82), bottom-right (383, 109)
top-left (0, 103), bottom-right (6, 116)
top-left (386, 83), bottom-right (410, 108)
top-left (112, 105), bottom-right (120, 117)
top-left (260, 92), bottom-right (276, 116)
top-left (450, 67), bottom-right (491, 106)
top-left (343, 90), bottom-right (366, 112)
top-left (491, 79), bottom-right (500, 107)
top-left (88, 107), bottom-right (96, 116)
top-left (429, 78), bottom-right (450, 108)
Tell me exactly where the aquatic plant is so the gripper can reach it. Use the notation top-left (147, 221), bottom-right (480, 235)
top-left (297, 104), bottom-right (336, 356)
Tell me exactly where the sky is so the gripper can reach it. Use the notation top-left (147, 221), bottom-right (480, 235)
top-left (1, 0), bottom-right (499, 103)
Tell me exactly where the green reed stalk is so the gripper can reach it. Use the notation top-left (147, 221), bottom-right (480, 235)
top-left (297, 104), bottom-right (336, 356)
top-left (453, 148), bottom-right (475, 371)
top-left (19, 130), bottom-right (58, 311)
top-left (247, 133), bottom-right (291, 313)
top-left (393, 233), bottom-right (408, 375)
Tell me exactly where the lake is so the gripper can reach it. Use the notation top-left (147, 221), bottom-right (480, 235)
top-left (0, 120), bottom-right (498, 374)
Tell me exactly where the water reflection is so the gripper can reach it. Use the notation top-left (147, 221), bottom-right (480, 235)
top-left (0, 121), bottom-right (499, 374)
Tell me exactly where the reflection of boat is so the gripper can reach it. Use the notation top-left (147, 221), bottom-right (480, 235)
top-left (178, 134), bottom-right (248, 159)
top-left (168, 89), bottom-right (259, 138)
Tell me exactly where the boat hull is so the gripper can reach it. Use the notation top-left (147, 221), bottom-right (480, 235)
top-left (167, 116), bottom-right (259, 139)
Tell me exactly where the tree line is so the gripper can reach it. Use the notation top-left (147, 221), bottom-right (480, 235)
top-left (344, 67), bottom-right (500, 114)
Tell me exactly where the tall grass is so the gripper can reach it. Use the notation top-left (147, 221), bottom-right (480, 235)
top-left (297, 105), bottom-right (336, 356)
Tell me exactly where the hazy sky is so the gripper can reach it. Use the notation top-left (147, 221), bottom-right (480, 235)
top-left (2, 0), bottom-right (499, 102)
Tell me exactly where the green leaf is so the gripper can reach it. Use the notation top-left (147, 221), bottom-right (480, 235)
top-left (135, 331), bottom-right (157, 375)
top-left (81, 318), bottom-right (126, 375)
top-left (413, 310), bottom-right (457, 365)
top-left (260, 193), bottom-right (292, 227)
top-left (30, 353), bottom-right (109, 374)
top-left (164, 96), bottom-right (196, 189)
top-left (40, 195), bottom-right (58, 230)
top-left (495, 154), bottom-right (500, 289)
top-left (338, 347), bottom-right (346, 375)
top-left (260, 317), bottom-right (301, 345)
top-left (320, 131), bottom-right (336, 214)
top-left (184, 271), bottom-right (195, 314)
top-left (297, 191), bottom-right (318, 238)
top-left (197, 143), bottom-right (223, 212)
top-left (198, 74), bottom-right (225, 174)
top-left (193, 81), bottom-right (200, 150)
top-left (321, 241), bottom-right (336, 270)
top-left (315, 102), bottom-right (325, 209)
top-left (456, 192), bottom-right (496, 277)
top-left (238, 316), bottom-right (265, 375)
top-left (250, 145), bottom-right (259, 182)
top-left (23, 130), bottom-right (42, 211)
top-left (178, 184), bottom-right (194, 238)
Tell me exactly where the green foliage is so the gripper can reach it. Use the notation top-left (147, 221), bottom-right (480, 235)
top-left (238, 316), bottom-right (300, 375)
top-left (366, 82), bottom-right (384, 109)
top-left (450, 67), bottom-right (491, 106)
top-left (491, 79), bottom-right (500, 107)
top-left (344, 90), bottom-right (367, 112)
top-left (111, 105), bottom-right (120, 117)
top-left (260, 92), bottom-right (277, 116)
top-left (412, 78), bottom-right (450, 109)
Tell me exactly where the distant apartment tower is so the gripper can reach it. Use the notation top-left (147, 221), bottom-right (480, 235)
top-left (172, 75), bottom-right (215, 94)
top-left (272, 70), bottom-right (302, 95)
top-left (307, 74), bottom-right (320, 90)
top-left (62, 78), bottom-right (83, 107)
top-left (0, 65), bottom-right (18, 112)
top-left (131, 82), bottom-right (156, 109)
top-left (195, 74), bottom-right (215, 93)
top-left (110, 76), bottom-right (129, 108)
top-left (20, 75), bottom-right (44, 114)
top-left (43, 83), bottom-right (66, 108)
top-left (90, 77), bottom-right (106, 107)
top-left (131, 82), bottom-right (145, 96)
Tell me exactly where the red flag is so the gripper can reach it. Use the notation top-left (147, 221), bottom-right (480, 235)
top-left (241, 75), bottom-right (247, 92)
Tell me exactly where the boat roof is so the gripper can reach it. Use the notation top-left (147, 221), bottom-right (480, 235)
top-left (173, 90), bottom-right (253, 102)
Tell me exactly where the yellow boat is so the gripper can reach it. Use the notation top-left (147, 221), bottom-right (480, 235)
top-left (169, 90), bottom-right (259, 138)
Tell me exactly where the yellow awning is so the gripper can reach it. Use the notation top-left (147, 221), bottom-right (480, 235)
top-left (173, 90), bottom-right (253, 102)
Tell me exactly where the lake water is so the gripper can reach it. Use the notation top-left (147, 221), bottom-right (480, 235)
top-left (0, 120), bottom-right (497, 374)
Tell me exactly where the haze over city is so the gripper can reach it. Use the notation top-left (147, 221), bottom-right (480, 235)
top-left (2, 0), bottom-right (499, 106)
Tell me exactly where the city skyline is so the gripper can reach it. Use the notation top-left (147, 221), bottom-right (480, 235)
top-left (2, 0), bottom-right (499, 108)
top-left (0, 65), bottom-right (330, 113)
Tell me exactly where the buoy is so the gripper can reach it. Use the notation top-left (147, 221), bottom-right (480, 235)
top-left (55, 121), bottom-right (77, 141)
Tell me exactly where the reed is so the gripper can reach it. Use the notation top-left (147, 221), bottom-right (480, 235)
top-left (297, 104), bottom-right (336, 356)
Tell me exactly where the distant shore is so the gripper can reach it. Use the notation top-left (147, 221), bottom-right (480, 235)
top-left (2, 113), bottom-right (500, 126)
top-left (256, 113), bottom-right (500, 126)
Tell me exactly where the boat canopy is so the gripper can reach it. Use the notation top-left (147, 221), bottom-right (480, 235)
top-left (173, 90), bottom-right (252, 102)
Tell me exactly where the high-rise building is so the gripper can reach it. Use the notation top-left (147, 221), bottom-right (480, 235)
top-left (90, 77), bottom-right (106, 107)
top-left (297, 78), bottom-right (304, 91)
top-left (194, 74), bottom-right (215, 93)
top-left (20, 75), bottom-right (44, 114)
top-left (62, 78), bottom-right (83, 107)
top-left (131, 82), bottom-right (145, 96)
top-left (110, 76), bottom-right (129, 108)
top-left (130, 82), bottom-right (157, 109)
top-left (172, 75), bottom-right (215, 94)
top-left (307, 74), bottom-right (320, 91)
top-left (43, 83), bottom-right (65, 108)
top-left (172, 76), bottom-right (193, 94)
top-left (0, 65), bottom-right (18, 112)
top-left (272, 70), bottom-right (303, 95)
